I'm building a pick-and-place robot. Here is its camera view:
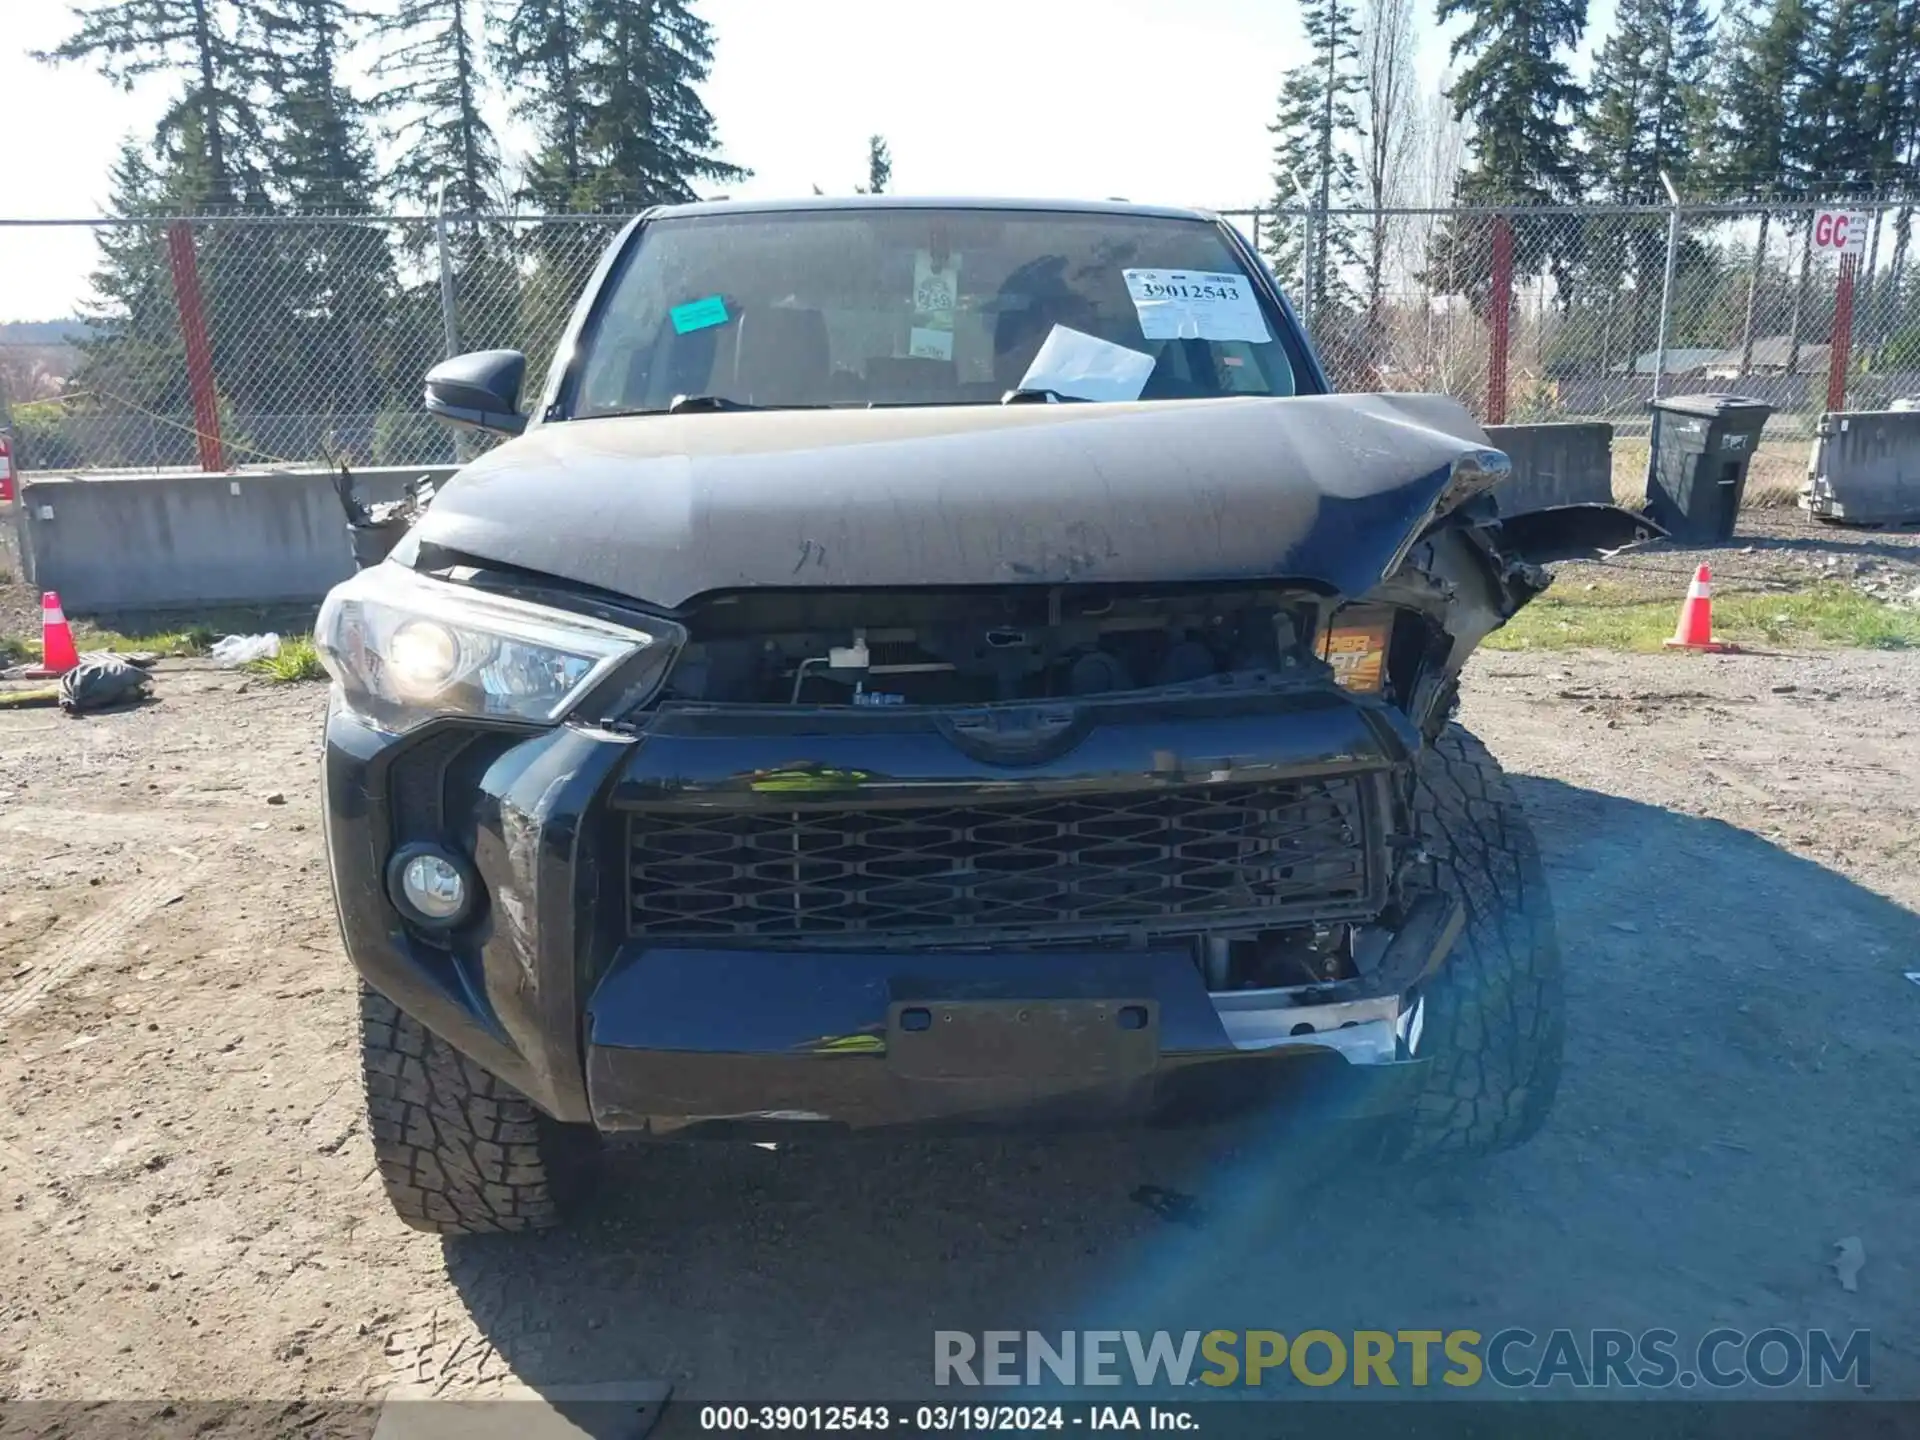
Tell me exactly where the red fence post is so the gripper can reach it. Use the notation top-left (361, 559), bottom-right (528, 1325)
top-left (1827, 251), bottom-right (1856, 414)
top-left (1487, 213), bottom-right (1513, 425)
top-left (165, 220), bottom-right (226, 472)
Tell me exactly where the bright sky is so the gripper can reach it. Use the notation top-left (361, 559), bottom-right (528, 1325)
top-left (0, 0), bottom-right (1615, 321)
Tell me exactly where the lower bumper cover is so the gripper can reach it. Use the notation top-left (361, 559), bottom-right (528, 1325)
top-left (585, 945), bottom-right (1431, 1135)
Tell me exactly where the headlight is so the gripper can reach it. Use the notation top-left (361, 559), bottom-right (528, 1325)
top-left (316, 562), bottom-right (668, 731)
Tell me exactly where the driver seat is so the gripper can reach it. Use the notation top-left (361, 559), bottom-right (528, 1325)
top-left (731, 307), bottom-right (831, 406)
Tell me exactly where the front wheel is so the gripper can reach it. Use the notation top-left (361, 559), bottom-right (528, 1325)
top-left (1383, 726), bottom-right (1565, 1160)
top-left (359, 984), bottom-right (596, 1234)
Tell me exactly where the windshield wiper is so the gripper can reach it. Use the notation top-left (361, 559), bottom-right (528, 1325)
top-left (582, 395), bottom-right (832, 418)
top-left (668, 393), bottom-right (762, 413)
top-left (999, 387), bottom-right (1086, 405)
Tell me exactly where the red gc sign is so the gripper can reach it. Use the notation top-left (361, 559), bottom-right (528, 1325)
top-left (1813, 209), bottom-right (1868, 256)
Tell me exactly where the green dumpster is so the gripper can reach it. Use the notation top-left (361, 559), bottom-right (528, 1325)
top-left (1645, 393), bottom-right (1774, 543)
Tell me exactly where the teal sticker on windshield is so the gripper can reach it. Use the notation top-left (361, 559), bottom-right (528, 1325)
top-left (671, 295), bottom-right (729, 334)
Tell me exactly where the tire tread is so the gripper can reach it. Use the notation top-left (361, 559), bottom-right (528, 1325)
top-left (359, 984), bottom-right (563, 1234)
top-left (1392, 725), bottom-right (1565, 1158)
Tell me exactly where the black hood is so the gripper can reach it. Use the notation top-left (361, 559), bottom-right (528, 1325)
top-left (409, 393), bottom-right (1508, 609)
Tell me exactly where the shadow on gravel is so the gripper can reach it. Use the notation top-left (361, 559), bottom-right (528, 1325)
top-left (436, 778), bottom-right (1920, 1404)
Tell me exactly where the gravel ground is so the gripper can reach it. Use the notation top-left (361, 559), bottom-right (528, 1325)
top-left (1552, 506), bottom-right (1920, 606)
top-left (1, 646), bottom-right (1916, 1412)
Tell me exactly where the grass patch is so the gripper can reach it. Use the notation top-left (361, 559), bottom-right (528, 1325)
top-left (244, 635), bottom-right (326, 683)
top-left (76, 622), bottom-right (217, 656)
top-left (1488, 582), bottom-right (1920, 652)
top-left (3, 622), bottom-right (232, 667)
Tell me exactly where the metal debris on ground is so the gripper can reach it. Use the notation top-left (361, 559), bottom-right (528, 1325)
top-left (338, 465), bottom-right (439, 569)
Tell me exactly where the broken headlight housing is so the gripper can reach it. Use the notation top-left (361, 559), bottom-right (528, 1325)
top-left (315, 562), bottom-right (666, 732)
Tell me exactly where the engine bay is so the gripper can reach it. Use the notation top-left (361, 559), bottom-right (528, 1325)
top-left (661, 587), bottom-right (1331, 707)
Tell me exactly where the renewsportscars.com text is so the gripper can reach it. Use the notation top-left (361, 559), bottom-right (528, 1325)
top-left (934, 1328), bottom-right (1871, 1390)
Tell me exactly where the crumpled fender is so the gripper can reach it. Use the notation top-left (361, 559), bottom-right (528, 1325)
top-left (1491, 502), bottom-right (1669, 566)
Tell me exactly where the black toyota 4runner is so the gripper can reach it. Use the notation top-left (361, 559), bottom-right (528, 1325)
top-left (318, 197), bottom-right (1610, 1235)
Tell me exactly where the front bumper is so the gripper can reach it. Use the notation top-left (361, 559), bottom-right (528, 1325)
top-left (323, 685), bottom-right (1444, 1134)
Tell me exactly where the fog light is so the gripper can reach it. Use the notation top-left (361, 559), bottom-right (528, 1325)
top-left (386, 843), bottom-right (474, 929)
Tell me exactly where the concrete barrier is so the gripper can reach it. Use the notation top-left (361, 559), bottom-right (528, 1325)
top-left (1803, 409), bottom-right (1920, 524)
top-left (16, 466), bottom-right (456, 612)
top-left (14, 417), bottom-right (1621, 614)
top-left (1484, 421), bottom-right (1615, 514)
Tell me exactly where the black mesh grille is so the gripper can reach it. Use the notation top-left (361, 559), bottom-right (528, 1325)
top-left (626, 779), bottom-right (1378, 946)
top-left (385, 729), bottom-right (477, 837)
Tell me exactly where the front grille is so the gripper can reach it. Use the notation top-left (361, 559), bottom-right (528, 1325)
top-left (625, 778), bottom-right (1380, 946)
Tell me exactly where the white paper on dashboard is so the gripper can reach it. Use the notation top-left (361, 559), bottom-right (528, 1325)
top-left (908, 325), bottom-right (955, 361)
top-left (1122, 268), bottom-right (1271, 343)
top-left (1016, 325), bottom-right (1155, 402)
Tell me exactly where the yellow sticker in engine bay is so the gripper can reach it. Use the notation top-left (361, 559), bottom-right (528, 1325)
top-left (1322, 614), bottom-right (1391, 693)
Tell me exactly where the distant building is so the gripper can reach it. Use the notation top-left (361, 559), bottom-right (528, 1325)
top-left (1701, 336), bottom-right (1830, 378)
top-left (1614, 348), bottom-right (1718, 378)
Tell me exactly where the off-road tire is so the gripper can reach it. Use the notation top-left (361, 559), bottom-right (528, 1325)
top-left (1385, 725), bottom-right (1564, 1160)
top-left (360, 984), bottom-right (592, 1234)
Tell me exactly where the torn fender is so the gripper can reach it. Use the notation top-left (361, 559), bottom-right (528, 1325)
top-left (1493, 502), bottom-right (1670, 566)
top-left (405, 393), bottom-right (1511, 607)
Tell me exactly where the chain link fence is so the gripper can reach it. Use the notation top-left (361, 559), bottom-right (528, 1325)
top-left (1236, 197), bottom-right (1920, 502)
top-left (5, 201), bottom-right (1919, 501)
top-left (1, 213), bottom-right (620, 474)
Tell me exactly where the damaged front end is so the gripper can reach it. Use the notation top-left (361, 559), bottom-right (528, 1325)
top-left (323, 393), bottom-right (1602, 1132)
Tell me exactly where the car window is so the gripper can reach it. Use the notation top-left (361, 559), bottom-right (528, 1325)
top-left (570, 209), bottom-right (1306, 414)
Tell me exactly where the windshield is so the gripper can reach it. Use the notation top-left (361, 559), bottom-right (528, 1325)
top-left (568, 207), bottom-right (1308, 415)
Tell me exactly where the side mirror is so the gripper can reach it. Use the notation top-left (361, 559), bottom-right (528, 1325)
top-left (424, 350), bottom-right (528, 436)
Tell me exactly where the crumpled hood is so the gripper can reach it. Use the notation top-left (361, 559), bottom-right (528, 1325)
top-left (412, 392), bottom-right (1507, 608)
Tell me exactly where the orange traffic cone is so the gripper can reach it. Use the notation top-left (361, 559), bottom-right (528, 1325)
top-left (1664, 564), bottom-right (1735, 653)
top-left (25, 591), bottom-right (81, 678)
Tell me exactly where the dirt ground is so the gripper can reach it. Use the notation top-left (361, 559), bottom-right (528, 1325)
top-left (1, 640), bottom-right (1917, 1414)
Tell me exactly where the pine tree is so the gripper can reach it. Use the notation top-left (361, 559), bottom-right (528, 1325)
top-left (1796, 0), bottom-right (1874, 192)
top-left (1703, 0), bottom-right (1813, 370)
top-left (1858, 0), bottom-right (1919, 188)
top-left (267, 0), bottom-right (381, 211)
top-left (65, 147), bottom-right (197, 465)
top-left (1782, 0), bottom-right (1877, 368)
top-left (1422, 0), bottom-right (1588, 339)
top-left (1265, 0), bottom-right (1363, 324)
top-left (374, 0), bottom-right (501, 213)
top-left (1703, 0), bottom-right (1808, 200)
top-left (36, 0), bottom-right (275, 208)
top-left (499, 0), bottom-right (598, 402)
top-left (374, 0), bottom-right (521, 379)
top-left (535, 0), bottom-right (748, 210)
top-left (500, 0), bottom-right (587, 209)
top-left (1439, 0), bottom-right (1588, 204)
top-left (859, 135), bottom-right (892, 195)
top-left (1581, 0), bottom-right (1714, 368)
top-left (1861, 0), bottom-right (1920, 320)
top-left (256, 0), bottom-right (399, 452)
top-left (1586, 0), bottom-right (1712, 202)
